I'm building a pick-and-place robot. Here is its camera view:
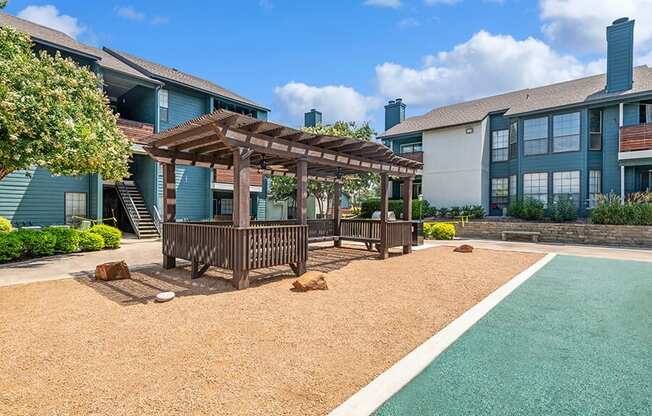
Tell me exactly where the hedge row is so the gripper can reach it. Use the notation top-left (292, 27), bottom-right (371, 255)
top-left (360, 199), bottom-right (485, 220)
top-left (0, 220), bottom-right (122, 263)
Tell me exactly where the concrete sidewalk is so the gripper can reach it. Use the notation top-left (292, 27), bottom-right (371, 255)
top-left (0, 238), bottom-right (164, 287)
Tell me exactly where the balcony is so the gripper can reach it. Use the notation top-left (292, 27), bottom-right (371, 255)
top-left (117, 118), bottom-right (154, 144)
top-left (620, 123), bottom-right (652, 152)
top-left (399, 151), bottom-right (423, 163)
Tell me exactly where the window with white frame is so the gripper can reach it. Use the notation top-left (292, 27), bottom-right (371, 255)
top-left (509, 174), bottom-right (517, 202)
top-left (64, 192), bottom-right (86, 224)
top-left (552, 170), bottom-right (580, 205)
top-left (400, 142), bottom-right (422, 154)
top-left (491, 130), bottom-right (509, 162)
top-left (553, 112), bottom-right (580, 152)
top-left (523, 117), bottom-right (548, 155)
top-left (159, 89), bottom-right (169, 123)
top-left (523, 172), bottom-right (548, 206)
top-left (491, 178), bottom-right (509, 208)
top-left (509, 121), bottom-right (518, 159)
top-left (589, 170), bottom-right (601, 208)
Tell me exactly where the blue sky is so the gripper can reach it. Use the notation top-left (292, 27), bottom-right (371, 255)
top-left (4, 1), bottom-right (652, 132)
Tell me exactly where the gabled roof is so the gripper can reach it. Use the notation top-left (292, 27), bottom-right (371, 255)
top-left (104, 48), bottom-right (270, 112)
top-left (0, 12), bottom-right (158, 84)
top-left (381, 65), bottom-right (652, 138)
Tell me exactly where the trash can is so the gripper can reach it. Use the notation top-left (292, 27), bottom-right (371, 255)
top-left (411, 220), bottom-right (424, 246)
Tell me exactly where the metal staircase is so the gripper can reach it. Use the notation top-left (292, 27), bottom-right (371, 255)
top-left (115, 181), bottom-right (160, 239)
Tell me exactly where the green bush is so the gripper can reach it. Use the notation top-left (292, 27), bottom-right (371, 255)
top-left (79, 230), bottom-right (105, 251)
top-left (0, 232), bottom-right (24, 262)
top-left (590, 194), bottom-right (652, 226)
top-left (89, 224), bottom-right (122, 248)
top-left (0, 217), bottom-right (12, 233)
top-left (360, 198), bottom-right (430, 219)
top-left (423, 222), bottom-right (456, 240)
top-left (550, 196), bottom-right (578, 222)
top-left (14, 229), bottom-right (56, 257)
top-left (438, 207), bottom-right (449, 218)
top-left (507, 198), bottom-right (545, 221)
top-left (44, 227), bottom-right (81, 254)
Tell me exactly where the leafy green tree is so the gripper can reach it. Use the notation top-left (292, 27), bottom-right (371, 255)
top-left (0, 24), bottom-right (131, 181)
top-left (268, 121), bottom-right (379, 215)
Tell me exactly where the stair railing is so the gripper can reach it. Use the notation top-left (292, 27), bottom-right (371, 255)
top-left (152, 204), bottom-right (163, 236)
top-left (115, 182), bottom-right (142, 238)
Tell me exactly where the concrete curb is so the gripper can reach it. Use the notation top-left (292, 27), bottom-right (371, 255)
top-left (328, 253), bottom-right (557, 416)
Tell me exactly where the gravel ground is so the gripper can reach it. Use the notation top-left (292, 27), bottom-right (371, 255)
top-left (0, 245), bottom-right (542, 416)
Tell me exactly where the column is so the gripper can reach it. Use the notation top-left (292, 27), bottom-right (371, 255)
top-left (333, 181), bottom-right (342, 247)
top-left (379, 173), bottom-right (389, 259)
top-left (295, 160), bottom-right (308, 275)
top-left (402, 176), bottom-right (413, 254)
top-left (621, 165), bottom-right (626, 202)
top-left (162, 163), bottom-right (176, 269)
top-left (232, 148), bottom-right (251, 290)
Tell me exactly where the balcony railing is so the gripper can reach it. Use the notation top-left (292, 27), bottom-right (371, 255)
top-left (620, 123), bottom-right (652, 152)
top-left (399, 151), bottom-right (423, 163)
top-left (117, 118), bottom-right (155, 144)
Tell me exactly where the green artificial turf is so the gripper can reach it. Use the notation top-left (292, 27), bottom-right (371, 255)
top-left (375, 255), bottom-right (652, 416)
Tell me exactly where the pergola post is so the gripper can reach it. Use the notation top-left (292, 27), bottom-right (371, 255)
top-left (379, 173), bottom-right (389, 259)
top-left (162, 163), bottom-right (176, 269)
top-left (232, 148), bottom-right (251, 290)
top-left (294, 159), bottom-right (308, 275)
top-left (402, 176), bottom-right (413, 254)
top-left (333, 181), bottom-right (342, 247)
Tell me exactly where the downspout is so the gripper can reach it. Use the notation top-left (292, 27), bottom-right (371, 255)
top-left (619, 102), bottom-right (625, 202)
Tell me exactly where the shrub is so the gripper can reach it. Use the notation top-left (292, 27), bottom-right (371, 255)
top-left (550, 196), bottom-right (578, 223)
top-left (360, 198), bottom-right (431, 219)
top-left (0, 232), bottom-right (24, 262)
top-left (507, 198), bottom-right (545, 221)
top-left (423, 222), bottom-right (456, 240)
top-left (590, 194), bottom-right (652, 226)
top-left (0, 216), bottom-right (12, 233)
top-left (449, 206), bottom-right (461, 217)
top-left (438, 207), bottom-right (450, 218)
top-left (79, 230), bottom-right (105, 251)
top-left (14, 229), bottom-right (56, 257)
top-left (90, 224), bottom-right (122, 248)
top-left (44, 227), bottom-right (81, 254)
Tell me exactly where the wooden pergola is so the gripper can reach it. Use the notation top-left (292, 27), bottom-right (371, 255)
top-left (143, 109), bottom-right (423, 289)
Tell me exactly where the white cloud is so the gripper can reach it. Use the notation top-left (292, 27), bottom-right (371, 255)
top-left (259, 0), bottom-right (274, 10)
top-left (115, 6), bottom-right (145, 21)
top-left (375, 31), bottom-right (603, 108)
top-left (540, 0), bottom-right (652, 53)
top-left (398, 17), bottom-right (420, 28)
top-left (274, 82), bottom-right (382, 125)
top-left (17, 5), bottom-right (85, 39)
top-left (425, 0), bottom-right (462, 5)
top-left (364, 0), bottom-right (402, 8)
top-left (150, 16), bottom-right (169, 25)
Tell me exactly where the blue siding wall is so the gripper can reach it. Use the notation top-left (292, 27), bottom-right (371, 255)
top-left (160, 86), bottom-right (207, 132)
top-left (118, 85), bottom-right (156, 124)
top-left (606, 19), bottom-right (634, 93)
top-left (0, 168), bottom-right (90, 226)
top-left (156, 165), bottom-right (211, 221)
top-left (131, 154), bottom-right (157, 211)
top-left (602, 106), bottom-right (621, 194)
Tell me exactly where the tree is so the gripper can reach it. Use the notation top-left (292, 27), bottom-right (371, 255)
top-left (269, 121), bottom-right (379, 216)
top-left (0, 25), bottom-right (131, 181)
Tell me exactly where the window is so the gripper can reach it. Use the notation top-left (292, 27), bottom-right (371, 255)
top-left (509, 174), bottom-right (517, 202)
top-left (159, 89), bottom-right (169, 123)
top-left (553, 112), bottom-right (580, 152)
top-left (523, 172), bottom-right (548, 206)
top-left (509, 121), bottom-right (518, 159)
top-left (491, 130), bottom-right (509, 162)
top-left (491, 178), bottom-right (509, 208)
top-left (219, 198), bottom-right (233, 215)
top-left (523, 117), bottom-right (548, 155)
top-left (553, 170), bottom-right (580, 206)
top-left (400, 142), bottom-right (422, 154)
top-left (589, 110), bottom-right (602, 150)
top-left (65, 192), bottom-right (86, 224)
top-left (589, 170), bottom-right (601, 208)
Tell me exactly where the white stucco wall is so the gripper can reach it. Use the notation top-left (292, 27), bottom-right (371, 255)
top-left (421, 119), bottom-right (490, 210)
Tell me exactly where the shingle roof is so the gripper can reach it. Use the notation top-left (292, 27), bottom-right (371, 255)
top-left (381, 66), bottom-right (652, 137)
top-left (0, 12), bottom-right (159, 84)
top-left (0, 12), bottom-right (100, 59)
top-left (104, 48), bottom-right (270, 111)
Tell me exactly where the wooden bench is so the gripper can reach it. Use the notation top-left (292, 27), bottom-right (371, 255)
top-left (501, 230), bottom-right (541, 243)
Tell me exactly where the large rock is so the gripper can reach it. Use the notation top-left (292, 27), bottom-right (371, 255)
top-left (292, 271), bottom-right (328, 291)
top-left (454, 244), bottom-right (474, 253)
top-left (95, 260), bottom-right (131, 281)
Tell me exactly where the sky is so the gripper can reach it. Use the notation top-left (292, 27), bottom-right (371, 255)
top-left (4, 0), bottom-right (652, 133)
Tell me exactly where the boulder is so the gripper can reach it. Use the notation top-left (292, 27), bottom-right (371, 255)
top-left (156, 291), bottom-right (175, 302)
top-left (454, 244), bottom-right (474, 253)
top-left (292, 271), bottom-right (328, 291)
top-left (95, 260), bottom-right (131, 281)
